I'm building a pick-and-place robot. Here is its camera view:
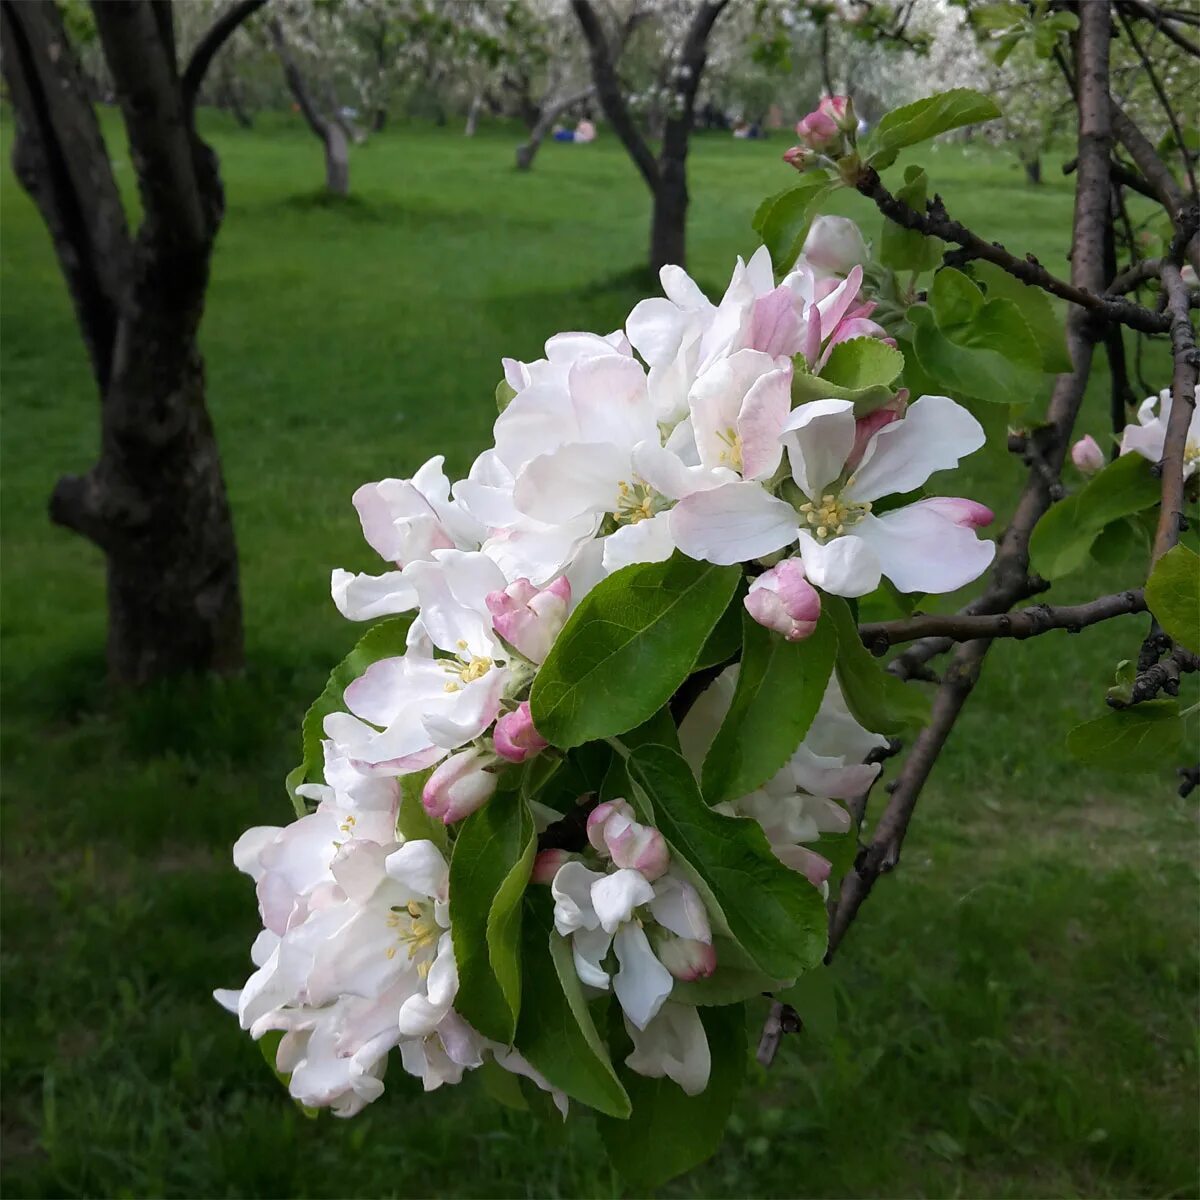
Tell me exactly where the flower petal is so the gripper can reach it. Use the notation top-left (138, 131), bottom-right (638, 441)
top-left (796, 529), bottom-right (881, 597)
top-left (331, 569), bottom-right (417, 621)
top-left (670, 481), bottom-right (798, 565)
top-left (513, 442), bottom-right (631, 524)
top-left (612, 923), bottom-right (674, 1029)
top-left (601, 511), bottom-right (677, 573)
top-left (592, 867), bottom-right (655, 934)
top-left (781, 399), bottom-right (856, 498)
top-left (846, 394), bottom-right (985, 502)
top-left (852, 502), bottom-right (996, 593)
top-left (624, 1003), bottom-right (711, 1095)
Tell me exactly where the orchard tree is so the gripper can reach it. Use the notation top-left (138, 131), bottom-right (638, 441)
top-left (215, 0), bottom-right (1197, 1179)
top-left (0, 0), bottom-right (267, 684)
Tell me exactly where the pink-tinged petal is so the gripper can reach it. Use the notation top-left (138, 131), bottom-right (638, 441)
top-left (531, 848), bottom-right (575, 885)
top-left (801, 301), bottom-right (823, 368)
top-left (486, 577), bottom-right (570, 663)
top-left (513, 442), bottom-right (631, 524)
top-left (493, 702), bottom-right (548, 764)
top-left (746, 286), bottom-right (802, 357)
top-left (844, 407), bottom-right (900, 473)
top-left (612, 923), bottom-right (674, 1030)
top-left (846, 394), bottom-right (986, 502)
top-left (670, 482), bottom-right (799, 565)
top-left (654, 936), bottom-right (717, 982)
top-left (796, 530), bottom-right (881, 597)
top-left (1070, 435), bottom-right (1105, 474)
top-left (744, 558), bottom-right (821, 641)
top-left (737, 364), bottom-right (793, 480)
top-left (568, 355), bottom-right (655, 449)
top-left (648, 875), bottom-right (711, 943)
top-left (773, 844), bottom-right (832, 887)
top-left (816, 266), bottom-right (863, 341)
top-left (853, 502), bottom-right (996, 594)
top-left (421, 749), bottom-right (498, 823)
top-left (919, 496), bottom-right (994, 529)
top-left (780, 399), bottom-right (857, 498)
top-left (801, 215), bottom-right (868, 278)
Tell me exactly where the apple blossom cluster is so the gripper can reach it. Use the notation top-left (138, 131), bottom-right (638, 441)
top-left (217, 213), bottom-right (999, 1127)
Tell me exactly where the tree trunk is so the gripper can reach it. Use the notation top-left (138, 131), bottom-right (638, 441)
top-left (1, 0), bottom-right (251, 683)
top-left (515, 86), bottom-right (594, 171)
top-left (372, 106), bottom-right (388, 133)
top-left (219, 72), bottom-right (254, 129)
top-left (650, 171), bottom-right (688, 274)
top-left (465, 92), bottom-right (482, 137)
top-left (324, 122), bottom-right (350, 195)
top-left (1023, 155), bottom-right (1042, 184)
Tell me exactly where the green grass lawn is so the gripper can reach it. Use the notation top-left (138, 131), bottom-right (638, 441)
top-left (1, 111), bottom-right (1196, 1199)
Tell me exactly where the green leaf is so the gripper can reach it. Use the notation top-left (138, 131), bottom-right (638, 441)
top-left (930, 267), bottom-right (984, 332)
top-left (671, 934), bottom-right (783, 1006)
top-left (820, 337), bottom-right (905, 391)
top-left (693, 578), bottom-right (748, 672)
top-left (257, 1032), bottom-right (318, 1119)
top-left (1066, 701), bottom-right (1184, 773)
top-left (825, 595), bottom-right (930, 735)
top-left (1089, 516), bottom-right (1148, 569)
top-left (866, 89), bottom-right (1001, 169)
top-left (1146, 543), bottom-right (1200, 654)
top-left (791, 359), bottom-right (899, 415)
top-left (597, 1004), bottom-right (746, 1189)
top-left (397, 769), bottom-right (448, 854)
top-left (530, 554), bottom-right (741, 749)
top-left (1029, 453), bottom-right (1160, 580)
top-left (513, 891), bottom-right (631, 1118)
top-left (908, 303), bottom-right (1042, 405)
top-left (627, 745), bottom-right (828, 982)
top-left (701, 609), bottom-right (836, 805)
top-left (879, 165), bottom-right (943, 273)
top-left (449, 786), bottom-right (535, 1043)
top-left (286, 616), bottom-right (414, 813)
top-left (753, 175), bottom-right (836, 274)
top-left (972, 261), bottom-right (1072, 374)
top-left (496, 378), bottom-right (517, 413)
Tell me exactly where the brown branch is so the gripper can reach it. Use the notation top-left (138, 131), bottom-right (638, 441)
top-left (571, 0), bottom-right (659, 192)
top-left (1110, 99), bottom-right (1186, 215)
top-left (1117, 0), bottom-right (1200, 55)
top-left (1151, 251), bottom-right (1200, 563)
top-left (828, 0), bottom-right (1115, 958)
top-left (1108, 257), bottom-right (1162, 294)
top-left (859, 590), bottom-right (1147, 653)
top-left (267, 16), bottom-right (331, 141)
top-left (181, 0), bottom-right (269, 118)
top-left (852, 169), bottom-right (1169, 333)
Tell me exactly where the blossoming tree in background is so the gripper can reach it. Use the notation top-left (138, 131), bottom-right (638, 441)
top-left (217, 0), bottom-right (1197, 1186)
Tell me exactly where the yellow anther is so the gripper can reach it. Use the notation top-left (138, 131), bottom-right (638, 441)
top-left (456, 639), bottom-right (468, 650)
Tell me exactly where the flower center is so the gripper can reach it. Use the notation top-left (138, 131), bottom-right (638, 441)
top-left (386, 900), bottom-right (440, 976)
top-left (612, 479), bottom-right (662, 525)
top-left (716, 427), bottom-right (743, 472)
top-left (443, 641), bottom-right (494, 692)
top-left (1185, 440), bottom-right (1199, 469)
top-left (798, 492), bottom-right (872, 541)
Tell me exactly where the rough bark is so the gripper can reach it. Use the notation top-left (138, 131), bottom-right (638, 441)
top-left (1, 0), bottom-right (248, 683)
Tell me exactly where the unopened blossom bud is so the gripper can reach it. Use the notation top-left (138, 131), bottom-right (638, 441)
top-left (801, 215), bottom-right (869, 278)
top-left (422, 749), bottom-right (497, 824)
top-left (782, 144), bottom-right (818, 172)
top-left (493, 701), bottom-right (548, 764)
top-left (485, 576), bottom-right (570, 663)
top-left (587, 799), bottom-right (670, 880)
top-left (1071, 434), bottom-right (1105, 474)
top-left (819, 94), bottom-right (857, 134)
top-left (795, 106), bottom-right (841, 152)
top-left (531, 848), bottom-right (574, 885)
top-left (920, 496), bottom-right (994, 529)
top-left (792, 846), bottom-right (832, 888)
top-left (655, 935), bottom-right (717, 982)
top-left (846, 394), bottom-right (907, 471)
top-left (744, 559), bottom-right (821, 642)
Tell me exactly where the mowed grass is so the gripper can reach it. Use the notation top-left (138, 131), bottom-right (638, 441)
top-left (1, 112), bottom-right (1196, 1199)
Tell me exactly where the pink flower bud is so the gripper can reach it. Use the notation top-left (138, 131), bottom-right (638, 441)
top-left (801, 215), bottom-right (869, 279)
top-left (655, 935), bottom-right (717, 982)
top-left (744, 559), bottom-right (821, 642)
top-left (920, 496), bottom-right (994, 529)
top-left (485, 576), bottom-right (571, 663)
top-left (586, 800), bottom-right (669, 880)
top-left (493, 701), bottom-right (548, 764)
top-left (1071, 435), bottom-right (1105, 474)
top-left (792, 847), bottom-right (832, 888)
top-left (846, 404), bottom-right (901, 471)
top-left (795, 108), bottom-right (840, 151)
top-left (422, 749), bottom-right (497, 824)
top-left (819, 94), bottom-right (857, 133)
top-left (586, 799), bottom-right (635, 854)
top-left (531, 848), bottom-right (574, 885)
top-left (783, 145), bottom-right (818, 172)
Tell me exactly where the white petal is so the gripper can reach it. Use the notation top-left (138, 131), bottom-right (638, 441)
top-left (847, 394), bottom-right (986, 502)
top-left (660, 264), bottom-right (711, 310)
top-left (514, 442), bottom-right (631, 524)
top-left (670, 482), bottom-right (798, 565)
top-left (572, 924), bottom-right (615, 988)
top-left (601, 512), bottom-right (676, 573)
top-left (331, 569), bottom-right (417, 621)
top-left (627, 297), bottom-right (691, 366)
top-left (568, 355), bottom-right (656, 449)
top-left (649, 874), bottom-right (711, 942)
top-left (385, 840), bottom-right (449, 902)
top-left (592, 867), bottom-right (655, 933)
top-left (737, 364), bottom-right (792, 481)
top-left (624, 1002), bottom-right (711, 1095)
top-left (631, 439), bottom-right (732, 501)
top-left (781, 399), bottom-right (856, 499)
top-left (612, 923), bottom-right (674, 1029)
top-left (796, 529), bottom-right (881, 597)
top-left (853, 503), bottom-right (996, 593)
top-left (551, 861), bottom-right (605, 934)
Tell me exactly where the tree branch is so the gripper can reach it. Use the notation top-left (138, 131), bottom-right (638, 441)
top-left (181, 0), bottom-right (269, 118)
top-left (1117, 0), bottom-right (1200, 55)
top-left (268, 16), bottom-right (332, 141)
top-left (859, 590), bottom-right (1147, 653)
top-left (572, 0), bottom-right (659, 192)
top-left (852, 169), bottom-right (1169, 333)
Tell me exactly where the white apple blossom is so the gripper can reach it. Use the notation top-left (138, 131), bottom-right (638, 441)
top-left (1119, 385), bottom-right (1200, 478)
top-left (672, 394), bottom-right (995, 597)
